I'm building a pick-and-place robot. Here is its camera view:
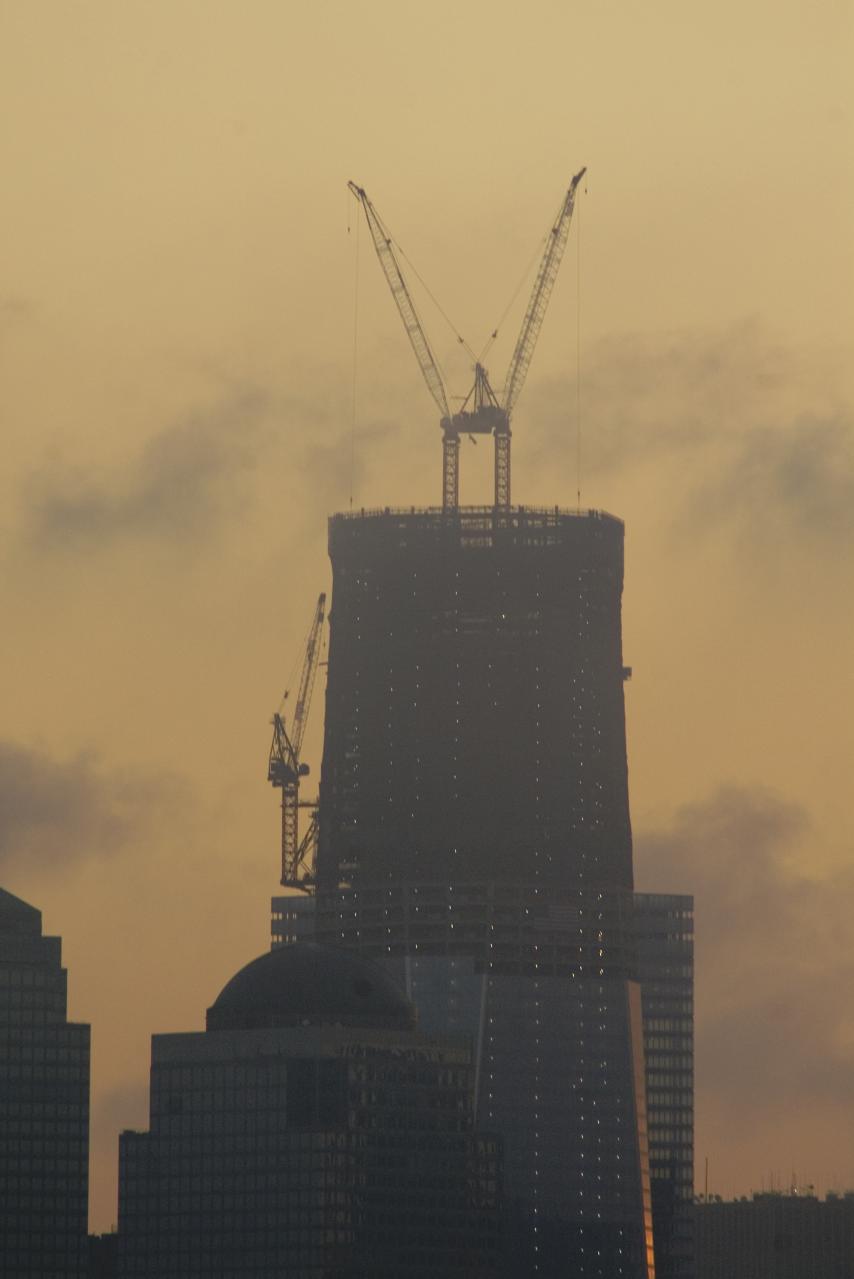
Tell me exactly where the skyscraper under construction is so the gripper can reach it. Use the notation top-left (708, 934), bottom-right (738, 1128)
top-left (271, 173), bottom-right (693, 1277)
top-left (303, 505), bottom-right (655, 1279)
top-left (316, 507), bottom-right (631, 892)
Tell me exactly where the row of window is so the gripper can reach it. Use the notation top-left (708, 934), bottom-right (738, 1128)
top-left (0, 1024), bottom-right (87, 1043)
top-left (0, 964), bottom-right (64, 984)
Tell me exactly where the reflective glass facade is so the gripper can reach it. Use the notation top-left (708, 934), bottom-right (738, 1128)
top-left (274, 893), bottom-right (696, 1278)
top-left (118, 1024), bottom-right (500, 1276)
top-left (635, 894), bottom-right (695, 1279)
top-left (279, 883), bottom-right (654, 1278)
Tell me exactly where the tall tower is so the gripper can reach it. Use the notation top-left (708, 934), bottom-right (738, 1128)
top-left (303, 505), bottom-right (655, 1279)
top-left (0, 889), bottom-right (90, 1278)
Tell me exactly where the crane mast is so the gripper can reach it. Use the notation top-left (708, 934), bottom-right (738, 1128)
top-left (349, 168), bottom-right (585, 510)
top-left (268, 592), bottom-right (326, 890)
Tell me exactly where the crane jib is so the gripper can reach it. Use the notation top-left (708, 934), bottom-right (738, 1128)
top-left (268, 592), bottom-right (327, 889)
top-left (349, 169), bottom-right (585, 510)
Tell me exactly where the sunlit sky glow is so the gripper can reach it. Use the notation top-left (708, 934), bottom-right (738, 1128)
top-left (1, 0), bottom-right (852, 1229)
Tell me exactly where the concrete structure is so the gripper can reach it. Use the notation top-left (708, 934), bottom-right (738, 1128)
top-left (280, 505), bottom-right (661, 1278)
top-left (316, 507), bottom-right (632, 892)
top-left (0, 888), bottom-right (90, 1278)
top-left (118, 942), bottom-right (501, 1277)
top-left (696, 1192), bottom-right (854, 1278)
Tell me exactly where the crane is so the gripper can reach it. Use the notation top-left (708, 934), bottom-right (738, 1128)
top-left (268, 592), bottom-right (326, 889)
top-left (348, 168), bottom-right (586, 510)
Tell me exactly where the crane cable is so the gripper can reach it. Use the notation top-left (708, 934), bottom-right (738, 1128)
top-left (277, 636), bottom-right (303, 720)
top-left (575, 180), bottom-right (584, 512)
top-left (277, 603), bottom-right (325, 720)
top-left (349, 205), bottom-right (360, 509)
top-left (391, 235), bottom-right (477, 364)
top-left (346, 183), bottom-right (473, 407)
top-left (477, 229), bottom-right (550, 367)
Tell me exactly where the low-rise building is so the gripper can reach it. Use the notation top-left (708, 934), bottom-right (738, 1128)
top-left (696, 1191), bottom-right (854, 1278)
top-left (118, 942), bottom-right (501, 1277)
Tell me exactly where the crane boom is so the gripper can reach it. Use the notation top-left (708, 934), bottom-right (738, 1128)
top-left (502, 167), bottom-right (586, 416)
top-left (348, 182), bottom-right (451, 423)
top-left (349, 169), bottom-right (585, 511)
top-left (268, 592), bottom-right (327, 889)
top-left (290, 593), bottom-right (326, 760)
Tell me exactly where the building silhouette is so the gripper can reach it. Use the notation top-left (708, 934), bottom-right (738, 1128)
top-left (118, 942), bottom-right (501, 1277)
top-left (275, 889), bottom-right (694, 1278)
top-left (635, 893), bottom-right (695, 1278)
top-left (0, 888), bottom-right (90, 1278)
top-left (279, 505), bottom-right (666, 1278)
top-left (695, 1192), bottom-right (854, 1278)
top-left (316, 508), bottom-right (632, 892)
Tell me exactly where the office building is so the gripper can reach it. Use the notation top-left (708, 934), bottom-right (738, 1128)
top-left (0, 888), bottom-right (90, 1278)
top-left (118, 942), bottom-right (501, 1277)
top-left (696, 1191), bottom-right (854, 1278)
top-left (635, 893), bottom-right (695, 1278)
top-left (274, 891), bottom-right (694, 1278)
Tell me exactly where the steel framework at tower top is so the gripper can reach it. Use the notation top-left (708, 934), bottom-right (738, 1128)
top-left (348, 169), bottom-right (586, 511)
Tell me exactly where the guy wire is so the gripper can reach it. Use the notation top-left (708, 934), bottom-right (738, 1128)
top-left (350, 208), bottom-right (360, 509)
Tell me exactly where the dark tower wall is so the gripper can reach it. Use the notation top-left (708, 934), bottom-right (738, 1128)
top-left (307, 504), bottom-right (656, 1279)
top-left (0, 891), bottom-right (90, 1279)
top-left (317, 507), bottom-right (632, 892)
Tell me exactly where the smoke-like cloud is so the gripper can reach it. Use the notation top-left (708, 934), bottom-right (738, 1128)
top-left (24, 387), bottom-right (273, 551)
top-left (0, 294), bottom-right (34, 327)
top-left (689, 414), bottom-right (854, 547)
top-left (0, 739), bottom-right (185, 872)
top-left (300, 417), bottom-right (402, 516)
top-left (527, 321), bottom-right (854, 547)
top-left (636, 786), bottom-right (854, 1122)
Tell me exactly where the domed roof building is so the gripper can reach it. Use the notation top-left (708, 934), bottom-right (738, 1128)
top-left (119, 941), bottom-right (501, 1277)
top-left (206, 942), bottom-right (415, 1032)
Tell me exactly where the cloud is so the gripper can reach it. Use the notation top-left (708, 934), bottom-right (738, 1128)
top-left (527, 321), bottom-right (854, 547)
top-left (0, 294), bottom-right (34, 326)
top-left (636, 786), bottom-right (854, 1122)
top-left (0, 739), bottom-right (185, 872)
top-left (690, 414), bottom-right (854, 547)
top-left (24, 387), bottom-right (273, 551)
top-left (300, 417), bottom-right (400, 516)
top-left (18, 379), bottom-right (398, 557)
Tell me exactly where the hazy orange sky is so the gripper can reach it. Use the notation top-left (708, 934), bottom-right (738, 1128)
top-left (2, 0), bottom-right (853, 1231)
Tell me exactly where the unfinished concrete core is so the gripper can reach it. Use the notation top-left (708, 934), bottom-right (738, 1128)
top-left (317, 505), bottom-right (633, 892)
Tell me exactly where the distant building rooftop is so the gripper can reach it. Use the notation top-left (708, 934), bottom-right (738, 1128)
top-left (0, 888), bottom-right (41, 934)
